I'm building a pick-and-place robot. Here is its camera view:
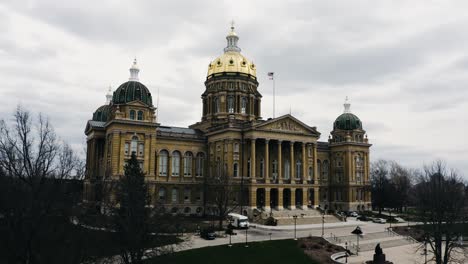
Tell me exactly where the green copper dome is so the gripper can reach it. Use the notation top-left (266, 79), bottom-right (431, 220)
top-left (92, 104), bottom-right (112, 122)
top-left (334, 113), bottom-right (362, 130)
top-left (112, 81), bottom-right (153, 106)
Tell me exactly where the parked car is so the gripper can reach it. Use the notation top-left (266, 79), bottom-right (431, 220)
top-left (201, 228), bottom-right (216, 240)
top-left (349, 211), bottom-right (359, 217)
top-left (372, 218), bottom-right (387, 224)
top-left (357, 215), bottom-right (370, 221)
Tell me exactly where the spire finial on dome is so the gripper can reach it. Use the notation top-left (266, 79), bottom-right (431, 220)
top-left (224, 21), bottom-right (241, 53)
top-left (106, 85), bottom-right (113, 104)
top-left (343, 96), bottom-right (351, 113)
top-left (129, 57), bottom-right (140, 81)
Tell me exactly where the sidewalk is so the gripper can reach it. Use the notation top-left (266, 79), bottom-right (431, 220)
top-left (254, 219), bottom-right (362, 231)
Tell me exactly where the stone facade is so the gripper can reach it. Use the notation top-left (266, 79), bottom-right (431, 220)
top-left (83, 26), bottom-right (372, 216)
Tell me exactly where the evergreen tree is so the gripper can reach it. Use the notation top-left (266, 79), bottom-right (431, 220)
top-left (114, 152), bottom-right (150, 264)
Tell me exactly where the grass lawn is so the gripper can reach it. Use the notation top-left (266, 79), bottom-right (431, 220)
top-left (146, 239), bottom-right (319, 264)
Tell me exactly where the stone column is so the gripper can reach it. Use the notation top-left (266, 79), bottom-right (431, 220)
top-left (278, 187), bottom-right (284, 210)
top-left (290, 142), bottom-right (295, 182)
top-left (291, 188), bottom-right (296, 210)
top-left (251, 138), bottom-right (256, 183)
top-left (313, 143), bottom-right (318, 184)
top-left (278, 141), bottom-right (283, 184)
top-left (265, 139), bottom-right (270, 183)
top-left (250, 187), bottom-right (257, 209)
top-left (303, 187), bottom-right (309, 210)
top-left (265, 187), bottom-right (271, 211)
top-left (314, 187), bottom-right (320, 207)
top-left (302, 142), bottom-right (307, 184)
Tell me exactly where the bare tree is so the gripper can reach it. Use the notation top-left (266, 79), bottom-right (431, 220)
top-left (206, 162), bottom-right (239, 230)
top-left (414, 160), bottom-right (466, 264)
top-left (388, 161), bottom-right (413, 212)
top-left (0, 106), bottom-right (83, 264)
top-left (370, 160), bottom-right (390, 215)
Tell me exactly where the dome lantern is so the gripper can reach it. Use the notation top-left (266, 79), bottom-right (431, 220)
top-left (129, 58), bottom-right (140, 82)
top-left (333, 97), bottom-right (363, 130)
top-left (106, 85), bottom-right (113, 104)
top-left (224, 21), bottom-right (241, 53)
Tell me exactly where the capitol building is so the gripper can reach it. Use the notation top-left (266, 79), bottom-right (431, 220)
top-left (84, 25), bottom-right (372, 217)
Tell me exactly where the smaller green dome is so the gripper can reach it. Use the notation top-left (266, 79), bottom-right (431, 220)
top-left (92, 104), bottom-right (112, 122)
top-left (334, 113), bottom-right (362, 130)
top-left (112, 81), bottom-right (153, 106)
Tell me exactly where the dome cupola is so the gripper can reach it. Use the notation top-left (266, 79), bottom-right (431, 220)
top-left (334, 97), bottom-right (362, 130)
top-left (206, 22), bottom-right (257, 78)
top-left (112, 59), bottom-right (153, 106)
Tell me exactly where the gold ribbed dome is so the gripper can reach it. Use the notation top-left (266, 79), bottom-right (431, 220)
top-left (207, 24), bottom-right (256, 78)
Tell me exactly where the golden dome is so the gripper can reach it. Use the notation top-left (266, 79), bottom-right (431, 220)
top-left (207, 51), bottom-right (256, 77)
top-left (207, 24), bottom-right (256, 78)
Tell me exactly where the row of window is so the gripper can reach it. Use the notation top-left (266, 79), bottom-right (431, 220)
top-left (129, 110), bottom-right (144, 120)
top-left (158, 151), bottom-right (205, 177)
top-left (124, 136), bottom-right (144, 156)
top-left (212, 96), bottom-right (249, 114)
top-left (158, 187), bottom-right (203, 203)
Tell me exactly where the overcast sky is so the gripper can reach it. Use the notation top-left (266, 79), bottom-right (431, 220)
top-left (0, 0), bottom-right (467, 178)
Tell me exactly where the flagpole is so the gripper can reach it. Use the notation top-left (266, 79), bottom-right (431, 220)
top-left (273, 75), bottom-right (276, 118)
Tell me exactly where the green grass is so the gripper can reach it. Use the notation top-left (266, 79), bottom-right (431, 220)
top-left (146, 239), bottom-right (318, 264)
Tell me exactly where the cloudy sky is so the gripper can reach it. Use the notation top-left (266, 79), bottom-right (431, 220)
top-left (1, 0), bottom-right (467, 177)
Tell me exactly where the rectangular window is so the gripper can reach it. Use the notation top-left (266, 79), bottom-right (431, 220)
top-left (184, 188), bottom-right (191, 202)
top-left (138, 143), bottom-right (144, 156)
top-left (259, 159), bottom-right (264, 178)
top-left (124, 143), bottom-right (130, 156)
top-left (184, 156), bottom-right (192, 176)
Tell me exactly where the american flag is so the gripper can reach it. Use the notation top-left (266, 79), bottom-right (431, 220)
top-left (267, 72), bottom-right (274, 80)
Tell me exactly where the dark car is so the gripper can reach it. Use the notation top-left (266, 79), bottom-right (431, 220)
top-left (357, 215), bottom-right (370, 221)
top-left (201, 229), bottom-right (216, 240)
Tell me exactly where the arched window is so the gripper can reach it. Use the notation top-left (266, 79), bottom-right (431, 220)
top-left (196, 153), bottom-right (204, 177)
top-left (129, 110), bottom-right (136, 120)
top-left (308, 166), bottom-right (313, 181)
top-left (323, 160), bottom-right (329, 180)
top-left (158, 187), bottom-right (166, 202)
top-left (158, 150), bottom-right (168, 176)
top-left (184, 188), bottom-right (191, 202)
top-left (213, 97), bottom-right (219, 113)
top-left (272, 159), bottom-right (278, 180)
top-left (184, 152), bottom-right (193, 176)
top-left (233, 162), bottom-right (239, 177)
top-left (284, 159), bottom-right (290, 180)
top-left (259, 158), bottom-right (264, 178)
top-left (227, 96), bottom-right (234, 113)
top-left (130, 136), bottom-right (138, 154)
top-left (172, 151), bottom-right (180, 176)
top-left (295, 159), bottom-right (302, 179)
top-left (241, 97), bottom-right (247, 114)
top-left (172, 188), bottom-right (178, 203)
top-left (137, 110), bottom-right (143, 120)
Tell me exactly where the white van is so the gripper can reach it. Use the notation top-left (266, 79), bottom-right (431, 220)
top-left (227, 213), bottom-right (250, 229)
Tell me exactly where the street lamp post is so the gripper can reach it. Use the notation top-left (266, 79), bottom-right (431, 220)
top-left (351, 226), bottom-right (363, 256)
top-left (389, 209), bottom-right (392, 230)
top-left (293, 215), bottom-right (298, 240)
top-left (321, 212), bottom-right (325, 237)
top-left (245, 228), bottom-right (248, 248)
top-left (345, 242), bottom-right (348, 263)
top-left (228, 219), bottom-right (233, 247)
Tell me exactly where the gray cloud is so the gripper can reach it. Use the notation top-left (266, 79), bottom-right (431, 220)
top-left (0, 1), bottom-right (466, 178)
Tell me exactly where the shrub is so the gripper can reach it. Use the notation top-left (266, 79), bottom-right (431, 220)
top-left (265, 216), bottom-right (277, 226)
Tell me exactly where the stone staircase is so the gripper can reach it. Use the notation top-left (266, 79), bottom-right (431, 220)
top-left (254, 208), bottom-right (341, 225)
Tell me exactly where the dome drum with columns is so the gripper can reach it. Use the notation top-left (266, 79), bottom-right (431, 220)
top-left (84, 24), bottom-right (373, 218)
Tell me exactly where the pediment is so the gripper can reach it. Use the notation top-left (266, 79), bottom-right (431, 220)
top-left (254, 114), bottom-right (320, 136)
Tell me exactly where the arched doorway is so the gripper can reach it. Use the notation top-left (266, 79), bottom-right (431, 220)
top-left (295, 189), bottom-right (303, 208)
top-left (309, 189), bottom-right (315, 208)
top-left (256, 188), bottom-right (265, 209)
top-left (283, 189), bottom-right (291, 209)
top-left (270, 188), bottom-right (278, 209)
